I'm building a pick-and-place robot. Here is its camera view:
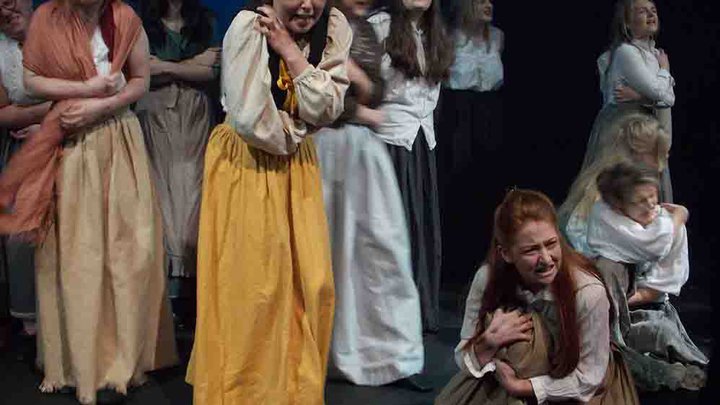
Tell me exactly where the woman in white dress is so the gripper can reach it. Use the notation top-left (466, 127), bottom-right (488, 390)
top-left (314, 0), bottom-right (424, 387)
top-left (584, 0), bottom-right (675, 202)
top-left (586, 162), bottom-right (708, 391)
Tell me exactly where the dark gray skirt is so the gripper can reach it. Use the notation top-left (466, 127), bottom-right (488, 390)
top-left (594, 258), bottom-right (708, 391)
top-left (0, 131), bottom-right (36, 320)
top-left (387, 131), bottom-right (442, 332)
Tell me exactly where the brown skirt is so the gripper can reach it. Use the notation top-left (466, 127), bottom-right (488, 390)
top-left (135, 83), bottom-right (214, 278)
top-left (435, 314), bottom-right (639, 405)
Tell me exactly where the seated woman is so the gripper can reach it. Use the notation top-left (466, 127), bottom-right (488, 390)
top-left (559, 113), bottom-right (670, 256)
top-left (436, 189), bottom-right (638, 404)
top-left (586, 162), bottom-right (708, 391)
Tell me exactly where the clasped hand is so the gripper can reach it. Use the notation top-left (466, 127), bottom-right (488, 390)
top-left (255, 6), bottom-right (297, 57)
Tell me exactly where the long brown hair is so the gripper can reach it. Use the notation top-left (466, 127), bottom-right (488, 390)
top-left (385, 0), bottom-right (454, 84)
top-left (467, 190), bottom-right (598, 377)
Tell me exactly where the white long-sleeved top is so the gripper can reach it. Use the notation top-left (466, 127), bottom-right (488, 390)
top-left (587, 200), bottom-right (689, 300)
top-left (0, 35), bottom-right (39, 105)
top-left (220, 9), bottom-right (352, 155)
top-left (367, 12), bottom-right (440, 151)
top-left (598, 39), bottom-right (675, 108)
top-left (445, 27), bottom-right (504, 92)
top-left (455, 265), bottom-right (610, 404)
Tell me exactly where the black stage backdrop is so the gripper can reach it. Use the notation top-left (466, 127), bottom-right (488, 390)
top-left (435, 0), bottom-right (720, 290)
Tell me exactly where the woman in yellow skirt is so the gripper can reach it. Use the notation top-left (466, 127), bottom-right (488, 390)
top-left (186, 0), bottom-right (351, 403)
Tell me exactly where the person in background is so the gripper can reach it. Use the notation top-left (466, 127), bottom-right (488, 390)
top-left (583, 0), bottom-right (674, 202)
top-left (438, 0), bottom-right (504, 283)
top-left (314, 0), bottom-right (427, 391)
top-left (137, 0), bottom-right (220, 329)
top-left (586, 162), bottom-right (707, 391)
top-left (186, 0), bottom-right (351, 402)
top-left (368, 0), bottom-right (454, 333)
top-left (0, 0), bottom-right (50, 359)
top-left (559, 113), bottom-right (670, 256)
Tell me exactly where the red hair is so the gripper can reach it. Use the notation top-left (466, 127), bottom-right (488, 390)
top-left (467, 189), bottom-right (599, 377)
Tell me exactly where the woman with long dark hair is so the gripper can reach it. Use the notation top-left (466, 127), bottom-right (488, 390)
top-left (137, 0), bottom-right (219, 326)
top-left (583, 0), bottom-right (674, 202)
top-left (368, 0), bottom-right (454, 333)
top-left (438, 0), bottom-right (504, 282)
top-left (313, 0), bottom-right (425, 388)
top-left (185, 0), bottom-right (352, 402)
top-left (437, 190), bottom-right (639, 404)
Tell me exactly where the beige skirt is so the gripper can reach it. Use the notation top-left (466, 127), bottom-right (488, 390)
top-left (35, 111), bottom-right (178, 404)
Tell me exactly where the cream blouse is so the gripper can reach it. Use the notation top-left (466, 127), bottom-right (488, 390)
top-left (220, 8), bottom-right (352, 155)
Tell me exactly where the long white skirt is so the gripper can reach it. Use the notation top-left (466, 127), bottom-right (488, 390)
top-left (314, 124), bottom-right (424, 385)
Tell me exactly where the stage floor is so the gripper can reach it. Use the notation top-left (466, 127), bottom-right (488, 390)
top-left (0, 281), bottom-right (712, 404)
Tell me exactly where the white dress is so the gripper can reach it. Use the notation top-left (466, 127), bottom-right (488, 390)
top-left (313, 14), bottom-right (424, 386)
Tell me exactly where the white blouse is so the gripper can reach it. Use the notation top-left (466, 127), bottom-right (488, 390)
top-left (445, 27), bottom-right (504, 92)
top-left (587, 200), bottom-right (689, 300)
top-left (598, 39), bottom-right (675, 107)
top-left (0, 34), bottom-right (38, 105)
top-left (455, 265), bottom-right (610, 404)
top-left (221, 9), bottom-right (352, 155)
top-left (367, 12), bottom-right (440, 151)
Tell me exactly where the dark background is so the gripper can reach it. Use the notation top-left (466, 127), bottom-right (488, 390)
top-left (438, 0), bottom-right (720, 289)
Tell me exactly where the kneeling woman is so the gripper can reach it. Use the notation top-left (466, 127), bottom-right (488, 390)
top-left (437, 190), bottom-right (638, 404)
top-left (186, 0), bottom-right (351, 403)
top-left (587, 162), bottom-right (708, 391)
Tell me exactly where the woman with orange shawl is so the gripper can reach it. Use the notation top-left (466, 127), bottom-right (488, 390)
top-left (10, 0), bottom-right (177, 403)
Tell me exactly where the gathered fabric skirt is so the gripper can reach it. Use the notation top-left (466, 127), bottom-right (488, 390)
top-left (135, 83), bottom-right (213, 282)
top-left (0, 133), bottom-right (36, 321)
top-left (594, 258), bottom-right (708, 392)
top-left (314, 125), bottom-right (424, 385)
top-left (582, 103), bottom-right (673, 202)
top-left (386, 131), bottom-right (442, 333)
top-left (435, 313), bottom-right (639, 405)
top-left (437, 88), bottom-right (505, 288)
top-left (34, 111), bottom-right (178, 404)
top-left (187, 124), bottom-right (334, 405)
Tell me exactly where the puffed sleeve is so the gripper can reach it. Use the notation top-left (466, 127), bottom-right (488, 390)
top-left (614, 44), bottom-right (675, 107)
top-left (220, 9), bottom-right (350, 155)
top-left (293, 8), bottom-right (352, 127)
top-left (454, 265), bottom-right (496, 376)
top-left (529, 282), bottom-right (611, 403)
top-left (636, 213), bottom-right (689, 296)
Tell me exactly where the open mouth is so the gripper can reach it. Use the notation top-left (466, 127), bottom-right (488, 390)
top-left (534, 262), bottom-right (555, 276)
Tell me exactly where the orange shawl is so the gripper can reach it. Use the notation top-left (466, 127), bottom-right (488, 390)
top-left (0, 0), bottom-right (141, 242)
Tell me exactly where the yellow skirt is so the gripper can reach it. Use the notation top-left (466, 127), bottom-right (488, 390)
top-left (187, 124), bottom-right (334, 405)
